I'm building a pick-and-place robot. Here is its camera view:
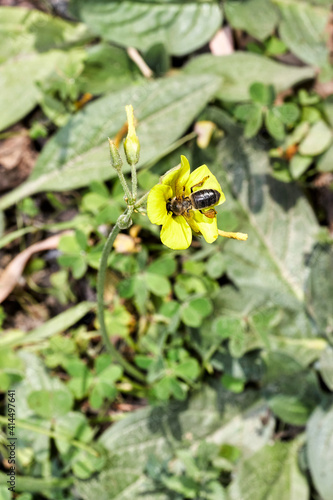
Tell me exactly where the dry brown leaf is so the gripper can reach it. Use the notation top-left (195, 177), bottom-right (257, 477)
top-left (0, 231), bottom-right (72, 303)
top-left (0, 130), bottom-right (37, 192)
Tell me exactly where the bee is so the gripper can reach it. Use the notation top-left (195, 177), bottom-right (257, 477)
top-left (166, 176), bottom-right (221, 219)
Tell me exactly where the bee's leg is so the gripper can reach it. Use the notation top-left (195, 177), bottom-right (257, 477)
top-left (190, 175), bottom-right (210, 193)
top-left (201, 208), bottom-right (217, 219)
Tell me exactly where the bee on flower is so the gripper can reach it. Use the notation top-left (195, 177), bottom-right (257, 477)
top-left (147, 155), bottom-right (248, 250)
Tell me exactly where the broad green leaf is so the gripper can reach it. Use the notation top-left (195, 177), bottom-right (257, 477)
top-left (0, 74), bottom-right (221, 209)
top-left (229, 438), bottom-right (309, 500)
top-left (318, 347), bottom-right (333, 390)
top-left (75, 386), bottom-right (274, 499)
top-left (184, 52), bottom-right (315, 101)
top-left (275, 0), bottom-right (330, 67)
top-left (307, 404), bottom-right (333, 500)
top-left (78, 43), bottom-right (142, 95)
top-left (299, 120), bottom-right (333, 156)
top-left (305, 244), bottom-right (333, 333)
top-left (224, 0), bottom-right (279, 41)
top-left (262, 352), bottom-right (320, 425)
top-left (210, 112), bottom-right (319, 321)
top-left (69, 0), bottom-right (222, 56)
top-left (0, 49), bottom-right (82, 132)
top-left (0, 6), bottom-right (90, 63)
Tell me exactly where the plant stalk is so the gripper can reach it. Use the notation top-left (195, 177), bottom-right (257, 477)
top-left (97, 223), bottom-right (145, 382)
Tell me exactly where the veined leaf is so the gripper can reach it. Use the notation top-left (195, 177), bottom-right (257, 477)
top-left (0, 49), bottom-right (87, 132)
top-left (0, 74), bottom-right (221, 209)
top-left (184, 52), bottom-right (315, 101)
top-left (75, 386), bottom-right (274, 500)
top-left (209, 111), bottom-right (318, 319)
top-left (229, 437), bottom-right (309, 500)
top-left (69, 0), bottom-right (222, 56)
top-left (0, 6), bottom-right (90, 63)
top-left (307, 404), bottom-right (333, 500)
top-left (274, 0), bottom-right (330, 67)
top-left (224, 0), bottom-right (279, 41)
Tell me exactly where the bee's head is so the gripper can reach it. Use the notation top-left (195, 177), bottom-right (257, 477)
top-left (166, 197), bottom-right (184, 216)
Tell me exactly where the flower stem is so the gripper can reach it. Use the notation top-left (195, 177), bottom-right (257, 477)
top-left (218, 230), bottom-right (248, 241)
top-left (118, 169), bottom-right (133, 203)
top-left (97, 224), bottom-right (145, 382)
top-left (135, 190), bottom-right (149, 208)
top-left (131, 164), bottom-right (138, 201)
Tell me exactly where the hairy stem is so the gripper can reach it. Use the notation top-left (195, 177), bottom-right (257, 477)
top-left (97, 224), bottom-right (145, 382)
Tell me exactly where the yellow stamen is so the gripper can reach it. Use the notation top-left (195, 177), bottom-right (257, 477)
top-left (218, 230), bottom-right (248, 241)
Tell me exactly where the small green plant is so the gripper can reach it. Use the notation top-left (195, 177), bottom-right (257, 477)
top-left (145, 441), bottom-right (240, 499)
top-left (234, 82), bottom-right (300, 140)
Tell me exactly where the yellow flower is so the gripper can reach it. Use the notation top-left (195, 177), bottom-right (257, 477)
top-left (147, 155), bottom-right (228, 250)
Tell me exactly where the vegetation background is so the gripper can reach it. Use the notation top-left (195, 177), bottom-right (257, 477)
top-left (0, 0), bottom-right (333, 499)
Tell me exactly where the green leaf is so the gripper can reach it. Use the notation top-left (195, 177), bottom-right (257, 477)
top-left (263, 352), bottom-right (319, 425)
top-left (212, 316), bottom-right (243, 340)
top-left (276, 0), bottom-right (330, 67)
top-left (229, 438), bottom-right (309, 500)
top-left (307, 404), bottom-right (333, 500)
top-left (221, 374), bottom-right (245, 393)
top-left (69, 0), bottom-right (222, 56)
top-left (289, 154), bottom-right (312, 179)
top-left (0, 74), bottom-right (221, 209)
top-left (318, 347), bottom-right (333, 390)
top-left (265, 109), bottom-right (285, 140)
top-left (206, 253), bottom-right (226, 279)
top-left (145, 273), bottom-right (171, 297)
top-left (75, 386), bottom-right (273, 499)
top-left (234, 103), bottom-right (258, 122)
top-left (78, 43), bottom-right (142, 95)
top-left (0, 50), bottom-right (79, 132)
top-left (210, 112), bottom-right (319, 330)
top-left (317, 142), bottom-right (333, 172)
top-left (275, 102), bottom-right (300, 125)
top-left (249, 82), bottom-right (274, 106)
top-left (244, 103), bottom-right (263, 138)
top-left (181, 298), bottom-right (213, 327)
top-left (224, 0), bottom-right (279, 41)
top-left (0, 6), bottom-right (89, 63)
top-left (27, 389), bottom-right (73, 419)
top-left (147, 256), bottom-right (177, 277)
top-left (184, 52), bottom-right (315, 102)
top-left (54, 412), bottom-right (92, 455)
top-left (173, 359), bottom-right (200, 381)
top-left (305, 244), bottom-right (333, 333)
top-left (299, 120), bottom-right (333, 156)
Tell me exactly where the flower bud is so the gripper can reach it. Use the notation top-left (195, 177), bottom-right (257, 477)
top-left (117, 213), bottom-right (133, 230)
top-left (124, 104), bottom-right (140, 166)
top-left (108, 138), bottom-right (123, 172)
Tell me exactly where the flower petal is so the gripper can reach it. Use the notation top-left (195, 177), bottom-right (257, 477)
top-left (193, 211), bottom-right (218, 244)
top-left (185, 164), bottom-right (225, 206)
top-left (160, 155), bottom-right (190, 198)
top-left (160, 215), bottom-right (192, 250)
top-left (147, 184), bottom-right (172, 225)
